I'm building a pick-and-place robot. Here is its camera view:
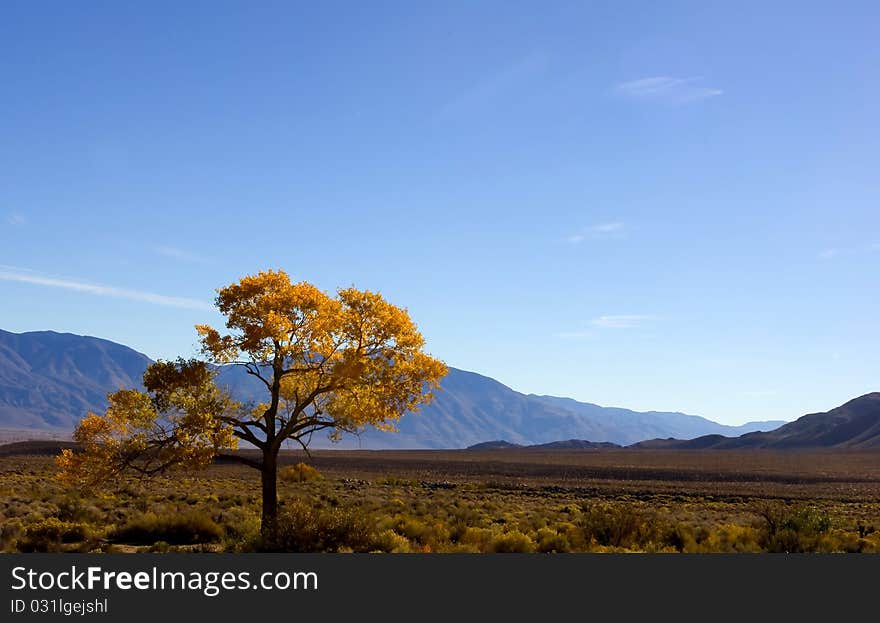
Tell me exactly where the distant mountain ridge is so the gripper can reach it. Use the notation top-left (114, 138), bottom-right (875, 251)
top-left (467, 439), bottom-right (621, 450)
top-left (217, 365), bottom-right (785, 448)
top-left (527, 394), bottom-right (782, 444)
top-left (0, 329), bottom-right (787, 448)
top-left (0, 329), bottom-right (150, 430)
top-left (633, 393), bottom-right (880, 450)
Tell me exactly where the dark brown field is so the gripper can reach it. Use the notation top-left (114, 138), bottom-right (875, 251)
top-left (3, 443), bottom-right (880, 553)
top-left (293, 448), bottom-right (880, 500)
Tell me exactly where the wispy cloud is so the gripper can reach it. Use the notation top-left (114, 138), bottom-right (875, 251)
top-left (0, 265), bottom-right (213, 310)
top-left (818, 243), bottom-right (879, 260)
top-left (435, 53), bottom-right (548, 121)
top-left (153, 245), bottom-right (211, 265)
top-left (591, 315), bottom-right (652, 329)
top-left (567, 222), bottom-right (625, 244)
top-left (614, 76), bottom-right (722, 104)
top-left (5, 213), bottom-right (25, 226)
top-left (590, 221), bottom-right (624, 233)
top-left (557, 314), bottom-right (652, 339)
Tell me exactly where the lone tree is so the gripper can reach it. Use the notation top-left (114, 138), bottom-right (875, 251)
top-left (58, 269), bottom-right (447, 539)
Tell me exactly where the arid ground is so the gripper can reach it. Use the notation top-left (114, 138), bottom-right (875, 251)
top-left (3, 443), bottom-right (880, 553)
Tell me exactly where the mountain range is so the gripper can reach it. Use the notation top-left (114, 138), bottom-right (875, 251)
top-left (0, 330), bottom-right (151, 430)
top-left (467, 439), bottom-right (621, 450)
top-left (633, 392), bottom-right (880, 450)
top-left (0, 329), bottom-right (787, 448)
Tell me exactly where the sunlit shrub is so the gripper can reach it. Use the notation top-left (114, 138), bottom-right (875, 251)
top-left (279, 463), bottom-right (323, 483)
top-left (0, 518), bottom-right (23, 552)
top-left (579, 503), bottom-right (665, 550)
top-left (373, 529), bottom-right (412, 553)
top-left (755, 502), bottom-right (832, 553)
top-left (17, 518), bottom-right (92, 552)
top-left (270, 499), bottom-right (374, 552)
top-left (701, 524), bottom-right (763, 553)
top-left (459, 526), bottom-right (495, 551)
top-left (489, 530), bottom-right (535, 553)
top-left (379, 514), bottom-right (450, 549)
top-left (111, 511), bottom-right (224, 545)
top-left (535, 527), bottom-right (572, 553)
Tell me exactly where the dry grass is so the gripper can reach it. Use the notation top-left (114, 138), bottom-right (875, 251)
top-left (2, 448), bottom-right (880, 553)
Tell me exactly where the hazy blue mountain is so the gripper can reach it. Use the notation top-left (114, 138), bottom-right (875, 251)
top-left (0, 329), bottom-right (150, 430)
top-left (528, 439), bottom-right (621, 450)
top-left (634, 393), bottom-right (880, 450)
top-left (0, 329), bottom-right (787, 448)
top-left (327, 369), bottom-right (784, 449)
top-left (214, 366), bottom-right (616, 448)
top-left (465, 440), bottom-right (524, 450)
top-left (465, 439), bottom-right (620, 450)
top-left (531, 395), bottom-right (786, 443)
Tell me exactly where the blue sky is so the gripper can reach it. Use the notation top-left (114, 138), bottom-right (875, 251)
top-left (1, 1), bottom-right (878, 425)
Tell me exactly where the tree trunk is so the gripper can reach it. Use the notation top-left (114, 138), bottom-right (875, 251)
top-left (260, 450), bottom-right (278, 543)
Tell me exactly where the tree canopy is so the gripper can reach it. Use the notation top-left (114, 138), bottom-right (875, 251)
top-left (58, 269), bottom-right (447, 537)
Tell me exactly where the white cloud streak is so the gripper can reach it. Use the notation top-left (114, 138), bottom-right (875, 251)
top-left (819, 243), bottom-right (879, 260)
top-left (0, 266), bottom-right (213, 311)
top-left (567, 222), bottom-right (625, 244)
top-left (591, 315), bottom-right (652, 329)
top-left (614, 76), bottom-right (722, 104)
top-left (590, 221), bottom-right (624, 233)
top-left (153, 245), bottom-right (211, 265)
top-left (557, 314), bottom-right (652, 339)
top-left (435, 53), bottom-right (549, 121)
top-left (5, 213), bottom-right (25, 226)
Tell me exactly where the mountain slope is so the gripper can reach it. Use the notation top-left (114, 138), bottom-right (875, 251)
top-left (0, 330), bottom-right (150, 429)
top-left (214, 365), bottom-right (784, 448)
top-left (531, 395), bottom-right (784, 441)
top-left (214, 366), bottom-right (618, 448)
top-left (633, 393), bottom-right (880, 450)
top-left (0, 329), bottom-right (787, 448)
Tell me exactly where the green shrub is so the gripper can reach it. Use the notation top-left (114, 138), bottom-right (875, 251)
top-left (555, 521), bottom-right (588, 551)
top-left (17, 518), bottom-right (91, 552)
top-left (579, 503), bottom-right (665, 550)
top-left (536, 527), bottom-right (572, 553)
top-left (219, 507), bottom-right (262, 551)
top-left (373, 529), bottom-right (412, 553)
top-left (279, 463), bottom-right (323, 483)
top-left (488, 530), bottom-right (535, 553)
top-left (378, 514), bottom-right (450, 550)
top-left (458, 526), bottom-right (495, 551)
top-left (685, 524), bottom-right (763, 553)
top-left (755, 502), bottom-right (832, 553)
top-left (0, 518), bottom-right (23, 552)
top-left (269, 499), bottom-right (374, 552)
top-left (111, 511), bottom-right (224, 545)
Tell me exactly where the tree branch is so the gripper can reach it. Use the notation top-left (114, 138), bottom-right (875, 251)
top-left (275, 382), bottom-right (337, 442)
top-left (243, 363), bottom-right (272, 390)
top-left (289, 435), bottom-right (313, 460)
top-left (232, 428), bottom-right (265, 449)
